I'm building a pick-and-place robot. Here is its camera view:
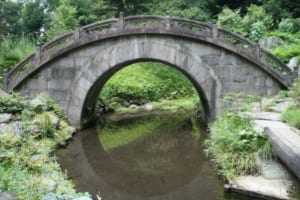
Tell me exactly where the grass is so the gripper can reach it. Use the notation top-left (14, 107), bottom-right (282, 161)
top-left (281, 80), bottom-right (300, 130)
top-left (205, 111), bottom-right (273, 180)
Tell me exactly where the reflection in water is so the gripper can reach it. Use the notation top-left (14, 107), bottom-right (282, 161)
top-left (57, 114), bottom-right (253, 200)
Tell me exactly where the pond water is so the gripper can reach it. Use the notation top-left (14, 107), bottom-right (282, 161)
top-left (57, 113), bottom-right (255, 200)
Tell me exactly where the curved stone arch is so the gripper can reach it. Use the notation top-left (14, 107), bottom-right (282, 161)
top-left (65, 35), bottom-right (223, 127)
top-left (7, 16), bottom-right (291, 128)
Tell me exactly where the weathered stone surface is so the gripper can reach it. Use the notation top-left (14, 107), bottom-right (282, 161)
top-left (0, 192), bottom-right (18, 200)
top-left (255, 120), bottom-right (300, 181)
top-left (0, 113), bottom-right (12, 123)
top-left (230, 176), bottom-right (291, 200)
top-left (0, 121), bottom-right (24, 141)
top-left (259, 36), bottom-right (284, 49)
top-left (287, 57), bottom-right (299, 71)
top-left (9, 24), bottom-right (286, 128)
top-left (250, 112), bottom-right (281, 121)
top-left (255, 154), bottom-right (292, 180)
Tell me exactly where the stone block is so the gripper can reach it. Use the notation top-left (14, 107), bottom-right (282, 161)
top-left (201, 55), bottom-right (220, 66)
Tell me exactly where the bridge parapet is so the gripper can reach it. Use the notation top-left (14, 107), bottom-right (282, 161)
top-left (4, 15), bottom-right (293, 91)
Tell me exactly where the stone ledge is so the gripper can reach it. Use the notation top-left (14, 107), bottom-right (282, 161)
top-left (227, 176), bottom-right (292, 200)
top-left (255, 120), bottom-right (300, 181)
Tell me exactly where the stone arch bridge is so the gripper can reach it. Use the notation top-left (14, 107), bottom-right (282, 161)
top-left (3, 15), bottom-right (293, 129)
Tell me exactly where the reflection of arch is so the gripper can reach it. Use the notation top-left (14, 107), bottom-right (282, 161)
top-left (58, 119), bottom-right (223, 199)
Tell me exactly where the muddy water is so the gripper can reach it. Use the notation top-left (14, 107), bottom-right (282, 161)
top-left (57, 114), bottom-right (253, 200)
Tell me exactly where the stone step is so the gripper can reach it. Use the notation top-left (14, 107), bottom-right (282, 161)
top-left (255, 120), bottom-right (300, 181)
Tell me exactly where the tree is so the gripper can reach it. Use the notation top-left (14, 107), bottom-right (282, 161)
top-left (0, 1), bottom-right (23, 37)
top-left (44, 0), bottom-right (77, 41)
top-left (21, 0), bottom-right (49, 38)
top-left (149, 0), bottom-right (212, 22)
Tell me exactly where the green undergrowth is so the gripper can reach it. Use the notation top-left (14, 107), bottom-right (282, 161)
top-left (282, 80), bottom-right (300, 130)
top-left (109, 96), bottom-right (201, 117)
top-left (0, 37), bottom-right (35, 75)
top-left (0, 93), bottom-right (91, 199)
top-left (99, 62), bottom-right (198, 106)
top-left (205, 95), bottom-right (273, 180)
top-left (267, 32), bottom-right (300, 63)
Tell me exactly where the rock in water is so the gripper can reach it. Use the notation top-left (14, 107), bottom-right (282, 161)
top-left (144, 103), bottom-right (153, 111)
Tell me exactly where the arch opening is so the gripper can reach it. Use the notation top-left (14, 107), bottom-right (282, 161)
top-left (80, 59), bottom-right (210, 128)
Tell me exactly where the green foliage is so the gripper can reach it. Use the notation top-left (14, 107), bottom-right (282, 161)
top-left (149, 0), bottom-right (212, 22)
top-left (45, 0), bottom-right (77, 41)
top-left (0, 93), bottom-right (28, 113)
top-left (266, 32), bottom-right (300, 63)
top-left (100, 62), bottom-right (197, 105)
top-left (205, 112), bottom-right (272, 179)
top-left (217, 7), bottom-right (246, 36)
top-left (0, 94), bottom-right (83, 199)
top-left (282, 80), bottom-right (300, 129)
top-left (21, 0), bottom-right (49, 38)
top-left (282, 106), bottom-right (300, 129)
top-left (0, 1), bottom-right (23, 36)
top-left (217, 5), bottom-right (273, 40)
top-left (0, 37), bottom-right (35, 74)
top-left (278, 18), bottom-right (294, 33)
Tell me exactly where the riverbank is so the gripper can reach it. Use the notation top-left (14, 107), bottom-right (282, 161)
top-left (0, 93), bottom-right (93, 200)
top-left (102, 97), bottom-right (202, 121)
top-left (206, 92), bottom-right (300, 200)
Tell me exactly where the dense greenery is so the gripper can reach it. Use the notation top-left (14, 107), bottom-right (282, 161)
top-left (99, 62), bottom-right (198, 106)
top-left (0, 37), bottom-right (35, 76)
top-left (0, 94), bottom-right (91, 199)
top-left (205, 108), bottom-right (273, 180)
top-left (282, 80), bottom-right (300, 129)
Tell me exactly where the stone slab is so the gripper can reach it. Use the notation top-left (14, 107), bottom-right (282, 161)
top-left (249, 112), bottom-right (281, 121)
top-left (229, 176), bottom-right (291, 200)
top-left (255, 120), bottom-right (300, 181)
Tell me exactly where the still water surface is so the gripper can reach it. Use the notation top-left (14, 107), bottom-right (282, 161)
top-left (57, 114), bottom-right (254, 200)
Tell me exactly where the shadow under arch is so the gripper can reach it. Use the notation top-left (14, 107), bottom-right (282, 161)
top-left (80, 58), bottom-right (210, 128)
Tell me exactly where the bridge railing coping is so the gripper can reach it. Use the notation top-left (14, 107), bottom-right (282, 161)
top-left (4, 15), bottom-right (293, 91)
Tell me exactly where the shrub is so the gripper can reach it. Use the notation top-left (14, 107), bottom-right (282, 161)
top-left (278, 18), bottom-right (294, 33)
top-left (0, 93), bottom-right (28, 113)
top-left (205, 112), bottom-right (272, 180)
top-left (100, 62), bottom-right (197, 105)
top-left (282, 106), bottom-right (300, 129)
